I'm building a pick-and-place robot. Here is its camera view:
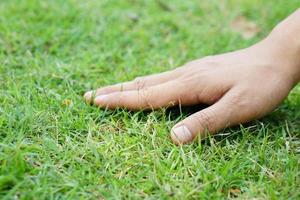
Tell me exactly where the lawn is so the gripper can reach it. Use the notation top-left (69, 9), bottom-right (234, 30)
top-left (0, 0), bottom-right (299, 199)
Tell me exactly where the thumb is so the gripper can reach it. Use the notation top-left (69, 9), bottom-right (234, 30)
top-left (170, 91), bottom-right (238, 144)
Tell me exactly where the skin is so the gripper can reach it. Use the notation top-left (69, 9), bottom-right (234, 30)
top-left (84, 9), bottom-right (300, 145)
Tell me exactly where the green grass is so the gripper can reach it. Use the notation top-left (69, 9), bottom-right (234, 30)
top-left (0, 0), bottom-right (300, 199)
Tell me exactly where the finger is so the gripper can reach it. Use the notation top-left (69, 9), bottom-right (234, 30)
top-left (170, 90), bottom-right (240, 144)
top-left (84, 70), bottom-right (180, 102)
top-left (93, 80), bottom-right (186, 110)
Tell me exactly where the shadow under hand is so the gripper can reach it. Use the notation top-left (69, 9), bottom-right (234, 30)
top-left (165, 103), bottom-right (209, 121)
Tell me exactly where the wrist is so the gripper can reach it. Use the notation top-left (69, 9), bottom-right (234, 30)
top-left (262, 35), bottom-right (300, 87)
top-left (265, 9), bottom-right (300, 85)
top-left (257, 28), bottom-right (298, 87)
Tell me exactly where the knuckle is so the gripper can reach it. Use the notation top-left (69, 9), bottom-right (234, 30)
top-left (193, 109), bottom-right (217, 133)
top-left (138, 87), bottom-right (158, 107)
top-left (228, 89), bottom-right (266, 119)
top-left (133, 76), bottom-right (147, 90)
top-left (228, 90), bottom-right (249, 107)
top-left (225, 90), bottom-right (257, 120)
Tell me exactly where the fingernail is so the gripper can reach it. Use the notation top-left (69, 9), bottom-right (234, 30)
top-left (84, 91), bottom-right (92, 99)
top-left (94, 95), bottom-right (108, 103)
top-left (171, 125), bottom-right (193, 143)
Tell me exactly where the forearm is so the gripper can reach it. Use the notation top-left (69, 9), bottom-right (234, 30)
top-left (266, 8), bottom-right (300, 84)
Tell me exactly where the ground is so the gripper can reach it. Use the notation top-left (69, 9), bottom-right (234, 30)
top-left (0, 0), bottom-right (299, 199)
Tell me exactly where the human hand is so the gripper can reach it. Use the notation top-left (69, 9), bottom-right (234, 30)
top-left (84, 37), bottom-right (299, 144)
